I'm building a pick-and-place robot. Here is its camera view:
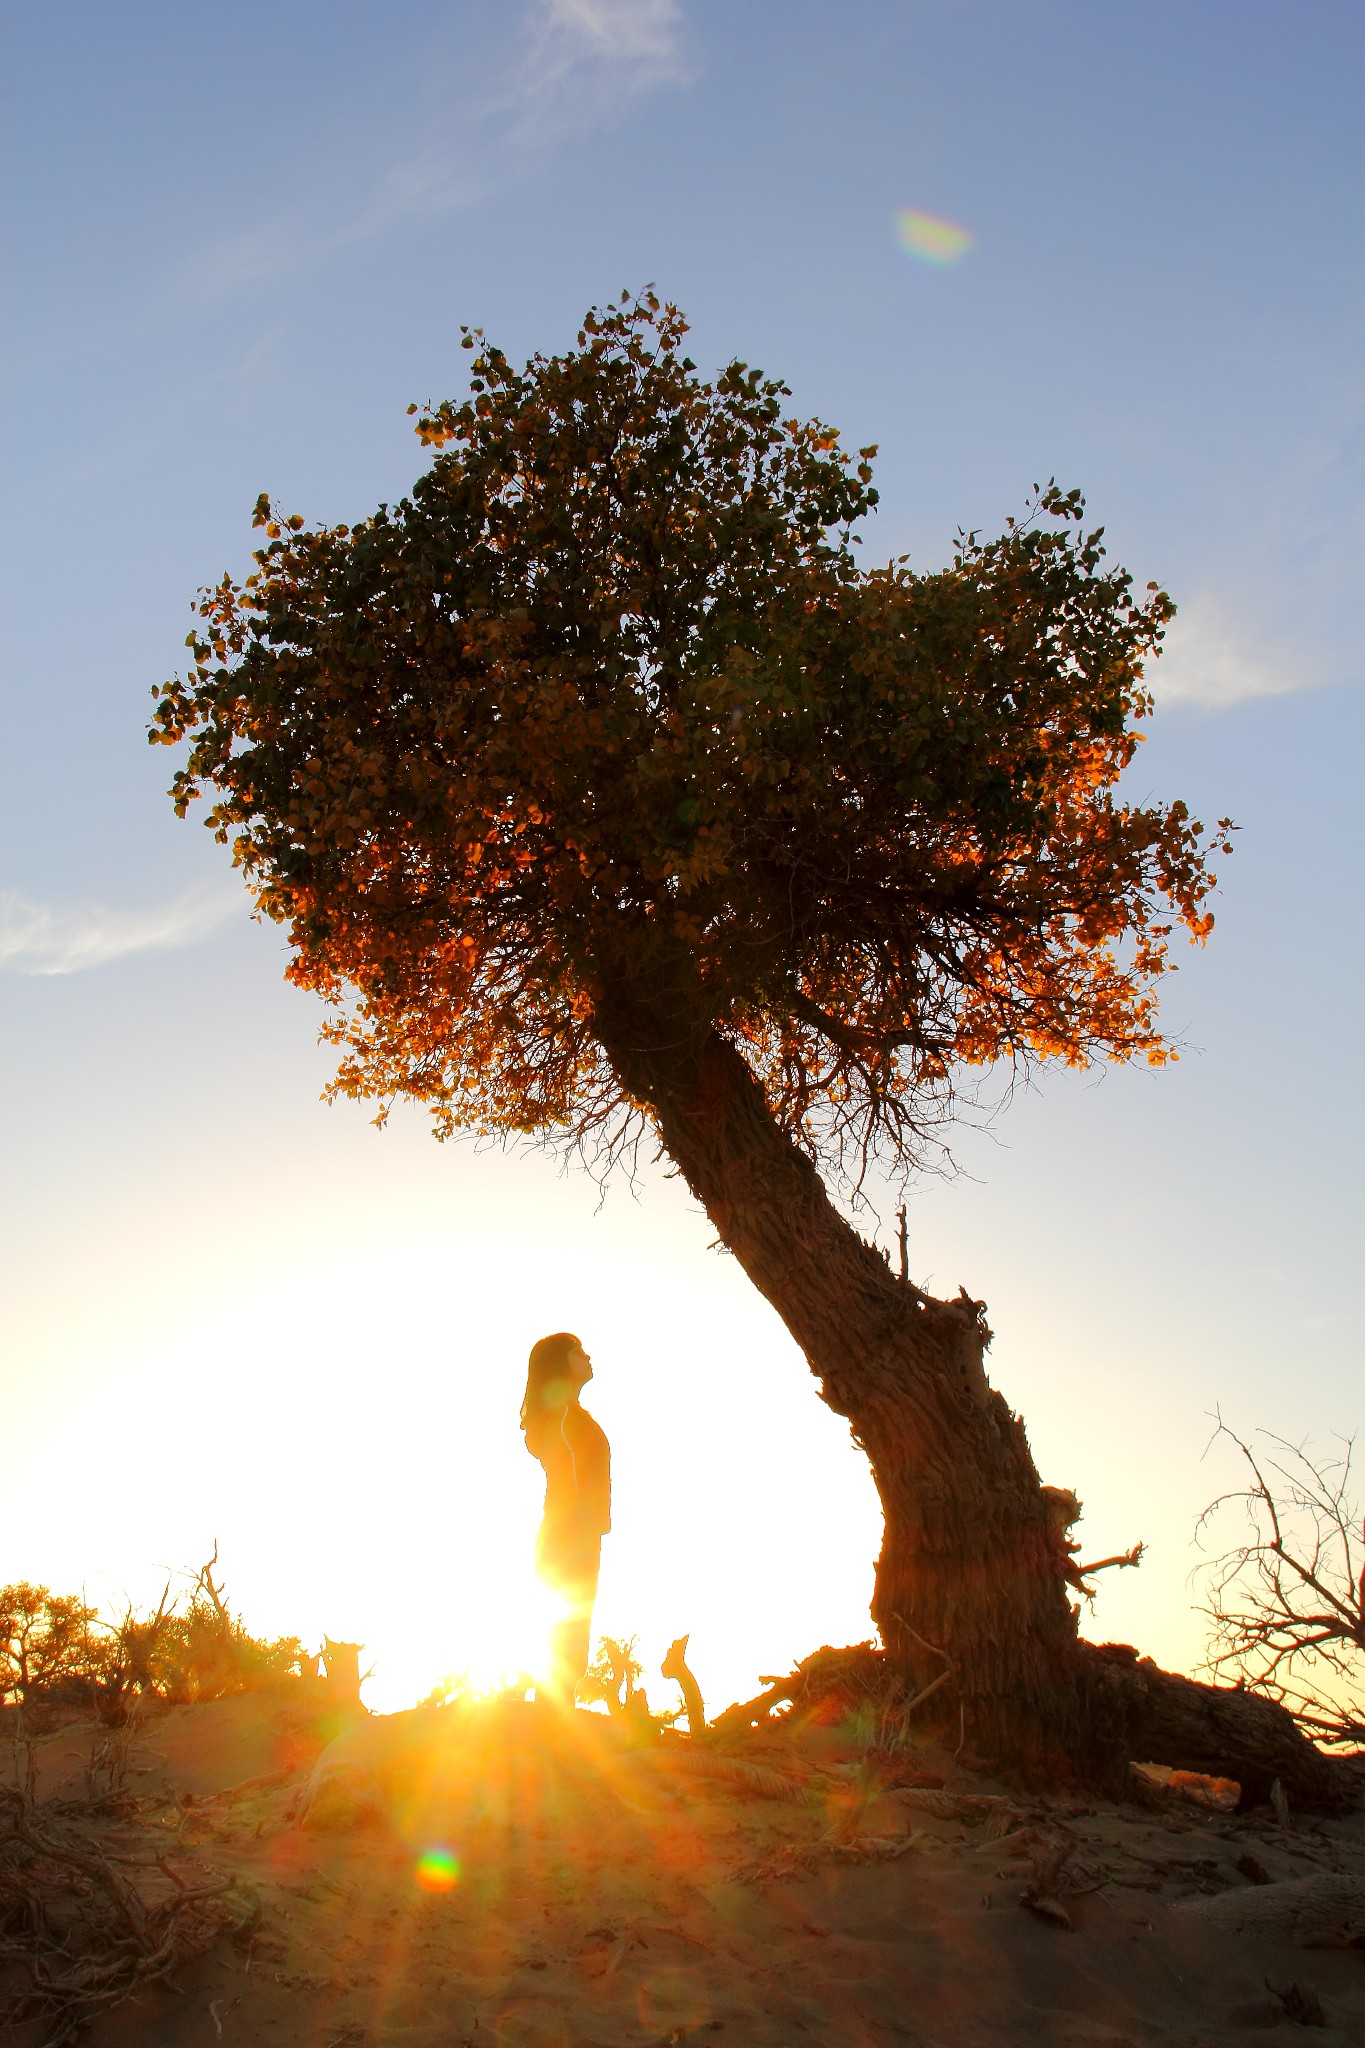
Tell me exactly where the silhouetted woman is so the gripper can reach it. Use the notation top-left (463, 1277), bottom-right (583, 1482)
top-left (521, 1332), bottom-right (611, 1706)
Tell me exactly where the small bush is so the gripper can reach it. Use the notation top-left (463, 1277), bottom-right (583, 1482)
top-left (149, 1598), bottom-right (303, 1704)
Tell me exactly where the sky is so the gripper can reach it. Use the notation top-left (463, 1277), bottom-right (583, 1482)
top-left (2, 0), bottom-right (1362, 1716)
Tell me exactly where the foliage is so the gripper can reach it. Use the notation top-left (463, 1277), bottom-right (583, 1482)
top-left (0, 1562), bottom-right (302, 1714)
top-left (101, 1584), bottom-right (176, 1703)
top-left (1196, 1421), bottom-right (1365, 1748)
top-left (147, 1549), bottom-right (303, 1703)
top-left (581, 1635), bottom-right (645, 1714)
top-left (0, 1584), bottom-right (100, 1708)
top-left (151, 293), bottom-right (1230, 1177)
top-left (150, 1600), bottom-right (303, 1704)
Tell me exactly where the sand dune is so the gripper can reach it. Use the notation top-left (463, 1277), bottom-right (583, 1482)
top-left (5, 1688), bottom-right (1364, 2048)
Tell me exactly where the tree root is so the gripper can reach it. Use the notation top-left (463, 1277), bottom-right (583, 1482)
top-left (1077, 1642), bottom-right (1356, 1810)
top-left (0, 1783), bottom-right (243, 2045)
top-left (708, 1638), bottom-right (1360, 1811)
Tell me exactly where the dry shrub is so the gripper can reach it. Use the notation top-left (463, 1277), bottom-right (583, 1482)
top-left (1, 1549), bottom-right (304, 1722)
top-left (150, 1597), bottom-right (303, 1704)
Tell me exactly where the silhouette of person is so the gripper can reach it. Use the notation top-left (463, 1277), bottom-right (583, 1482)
top-left (521, 1332), bottom-right (611, 1707)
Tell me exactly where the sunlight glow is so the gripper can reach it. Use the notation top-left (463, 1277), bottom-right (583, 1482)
top-left (448, 1579), bottom-right (567, 1699)
top-left (3, 1220), bottom-right (887, 1720)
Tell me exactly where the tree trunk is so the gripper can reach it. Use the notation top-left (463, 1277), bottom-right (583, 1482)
top-left (597, 1015), bottom-right (1084, 1771)
top-left (596, 1015), bottom-right (1354, 1803)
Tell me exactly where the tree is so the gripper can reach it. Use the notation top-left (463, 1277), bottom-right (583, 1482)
top-left (0, 1584), bottom-right (99, 1707)
top-left (153, 294), bottom-right (1265, 1780)
top-left (1197, 1422), bottom-right (1364, 1749)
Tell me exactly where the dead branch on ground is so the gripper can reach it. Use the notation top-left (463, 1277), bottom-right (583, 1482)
top-left (0, 1781), bottom-right (242, 2044)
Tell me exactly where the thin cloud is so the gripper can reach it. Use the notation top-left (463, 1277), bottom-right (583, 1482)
top-left (184, 3), bottom-right (686, 302)
top-left (531, 0), bottom-right (682, 67)
top-left (1148, 595), bottom-right (1301, 710)
top-left (0, 884), bottom-right (243, 977)
top-left (472, 0), bottom-right (687, 155)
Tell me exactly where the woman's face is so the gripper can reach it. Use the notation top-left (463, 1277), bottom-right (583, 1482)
top-left (538, 1340), bottom-right (592, 1408)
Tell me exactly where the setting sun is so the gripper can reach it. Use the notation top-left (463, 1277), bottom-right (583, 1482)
top-left (429, 1580), bottom-right (566, 1704)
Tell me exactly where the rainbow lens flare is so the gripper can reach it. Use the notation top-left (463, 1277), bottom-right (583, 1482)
top-left (414, 1846), bottom-right (461, 1894)
top-left (895, 209), bottom-right (973, 267)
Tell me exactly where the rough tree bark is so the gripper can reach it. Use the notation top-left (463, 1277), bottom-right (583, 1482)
top-left (598, 1012), bottom-right (1349, 1802)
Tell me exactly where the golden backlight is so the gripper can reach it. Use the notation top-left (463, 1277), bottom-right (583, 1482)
top-left (5, 1128), bottom-right (1205, 1713)
top-left (7, 1223), bottom-right (886, 1719)
top-left (429, 1580), bottom-right (567, 1704)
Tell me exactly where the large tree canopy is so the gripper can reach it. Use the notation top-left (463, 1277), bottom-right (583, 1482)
top-left (153, 295), bottom-right (1226, 1172)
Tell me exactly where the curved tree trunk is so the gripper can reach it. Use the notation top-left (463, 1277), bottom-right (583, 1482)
top-left (597, 1014), bottom-right (1352, 1802)
top-left (598, 1015), bottom-right (1084, 1771)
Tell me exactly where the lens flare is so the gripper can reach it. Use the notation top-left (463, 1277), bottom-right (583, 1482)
top-left (414, 1846), bottom-right (461, 1893)
top-left (895, 209), bottom-right (973, 267)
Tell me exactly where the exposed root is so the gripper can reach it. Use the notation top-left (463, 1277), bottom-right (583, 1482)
top-left (654, 1747), bottom-right (806, 1799)
top-left (1079, 1642), bottom-right (1357, 1810)
top-left (0, 1783), bottom-right (244, 2045)
top-left (712, 1636), bottom-right (1359, 1810)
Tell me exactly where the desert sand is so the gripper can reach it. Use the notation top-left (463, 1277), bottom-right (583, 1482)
top-left (4, 1682), bottom-right (1364, 2048)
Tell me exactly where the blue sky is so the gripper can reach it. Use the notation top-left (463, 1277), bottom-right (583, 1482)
top-left (3, 1), bottom-right (1361, 1710)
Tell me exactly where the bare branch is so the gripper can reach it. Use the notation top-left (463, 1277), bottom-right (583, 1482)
top-left (1072, 1543), bottom-right (1145, 1580)
top-left (1194, 1420), bottom-right (1364, 1751)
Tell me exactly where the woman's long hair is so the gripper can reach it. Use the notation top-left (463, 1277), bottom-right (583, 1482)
top-left (520, 1331), bottom-right (582, 1435)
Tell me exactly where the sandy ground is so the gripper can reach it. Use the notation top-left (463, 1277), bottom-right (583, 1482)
top-left (5, 1686), bottom-right (1364, 2048)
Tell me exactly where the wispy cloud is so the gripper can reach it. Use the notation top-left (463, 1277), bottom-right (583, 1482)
top-left (407, 0), bottom-right (688, 207)
top-left (1148, 595), bottom-right (1301, 710)
top-left (184, 2), bottom-right (687, 302)
top-left (0, 884), bottom-right (243, 977)
top-left (519, 0), bottom-right (683, 95)
top-left (537, 0), bottom-right (681, 62)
